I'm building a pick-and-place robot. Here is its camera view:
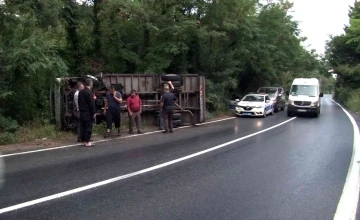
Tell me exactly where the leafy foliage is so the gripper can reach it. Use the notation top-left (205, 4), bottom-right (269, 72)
top-left (0, 0), bottom-right (325, 141)
top-left (326, 1), bottom-right (360, 111)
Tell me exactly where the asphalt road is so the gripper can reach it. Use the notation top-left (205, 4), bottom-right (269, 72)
top-left (0, 95), bottom-right (356, 220)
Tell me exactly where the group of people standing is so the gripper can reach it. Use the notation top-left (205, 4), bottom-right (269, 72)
top-left (73, 80), bottom-right (177, 146)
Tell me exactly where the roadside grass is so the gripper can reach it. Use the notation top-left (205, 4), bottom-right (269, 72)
top-left (0, 122), bottom-right (67, 145)
top-left (0, 110), bottom-right (234, 146)
top-left (345, 91), bottom-right (360, 114)
top-left (335, 88), bottom-right (360, 114)
top-left (206, 109), bottom-right (234, 120)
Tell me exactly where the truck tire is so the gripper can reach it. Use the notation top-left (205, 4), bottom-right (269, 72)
top-left (173, 119), bottom-right (182, 127)
top-left (161, 74), bottom-right (182, 82)
top-left (172, 113), bottom-right (182, 120)
top-left (161, 81), bottom-right (182, 87)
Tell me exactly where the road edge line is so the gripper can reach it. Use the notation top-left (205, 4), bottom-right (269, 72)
top-left (0, 117), bottom-right (236, 158)
top-left (332, 99), bottom-right (360, 220)
top-left (0, 117), bottom-right (296, 214)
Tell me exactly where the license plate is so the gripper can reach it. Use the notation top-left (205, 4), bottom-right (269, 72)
top-left (243, 113), bottom-right (252, 115)
top-left (298, 109), bottom-right (306, 112)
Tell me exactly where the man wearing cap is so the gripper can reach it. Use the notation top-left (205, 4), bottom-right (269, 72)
top-left (160, 83), bottom-right (178, 133)
top-left (159, 81), bottom-right (174, 130)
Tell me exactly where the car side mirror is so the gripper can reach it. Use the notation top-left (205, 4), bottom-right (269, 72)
top-left (235, 99), bottom-right (240, 102)
top-left (266, 100), bottom-right (270, 103)
top-left (278, 94), bottom-right (282, 97)
top-left (320, 92), bottom-right (324, 97)
top-left (286, 91), bottom-right (289, 96)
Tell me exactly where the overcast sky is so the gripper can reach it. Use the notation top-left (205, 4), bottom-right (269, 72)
top-left (289, 0), bottom-right (355, 55)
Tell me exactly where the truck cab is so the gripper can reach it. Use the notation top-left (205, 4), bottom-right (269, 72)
top-left (286, 78), bottom-right (323, 117)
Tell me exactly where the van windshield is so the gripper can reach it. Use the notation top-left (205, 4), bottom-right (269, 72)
top-left (290, 85), bottom-right (318, 96)
top-left (258, 88), bottom-right (277, 98)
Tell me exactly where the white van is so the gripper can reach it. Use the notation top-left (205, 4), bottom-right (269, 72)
top-left (286, 78), bottom-right (323, 117)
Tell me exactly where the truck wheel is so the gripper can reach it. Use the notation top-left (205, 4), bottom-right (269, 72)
top-left (162, 81), bottom-right (182, 87)
top-left (172, 113), bottom-right (182, 120)
top-left (161, 74), bottom-right (182, 82)
top-left (173, 119), bottom-right (182, 127)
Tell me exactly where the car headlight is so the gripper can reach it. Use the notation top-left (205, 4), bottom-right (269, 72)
top-left (255, 105), bottom-right (263, 108)
top-left (288, 100), bottom-right (294, 105)
top-left (310, 101), bottom-right (318, 107)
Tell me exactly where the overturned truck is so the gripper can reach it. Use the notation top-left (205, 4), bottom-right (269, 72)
top-left (50, 73), bottom-right (206, 130)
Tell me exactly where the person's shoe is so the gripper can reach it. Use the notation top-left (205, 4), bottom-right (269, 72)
top-left (162, 131), bottom-right (169, 134)
top-left (77, 138), bottom-right (82, 143)
top-left (129, 130), bottom-right (134, 134)
top-left (85, 142), bottom-right (95, 147)
top-left (137, 130), bottom-right (143, 134)
top-left (169, 130), bottom-right (173, 133)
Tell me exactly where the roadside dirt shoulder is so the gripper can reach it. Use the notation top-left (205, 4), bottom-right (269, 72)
top-left (0, 116), bottom-right (234, 154)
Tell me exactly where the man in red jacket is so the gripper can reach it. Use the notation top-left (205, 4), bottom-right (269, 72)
top-left (126, 89), bottom-right (143, 134)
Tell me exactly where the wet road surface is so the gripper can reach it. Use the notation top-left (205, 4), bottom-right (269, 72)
top-left (0, 95), bottom-right (356, 220)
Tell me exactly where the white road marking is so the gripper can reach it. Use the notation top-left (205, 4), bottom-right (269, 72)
top-left (0, 117), bottom-right (236, 158)
top-left (332, 99), bottom-right (360, 220)
top-left (0, 117), bottom-right (296, 214)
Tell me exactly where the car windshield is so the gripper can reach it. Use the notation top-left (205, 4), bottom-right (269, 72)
top-left (242, 95), bottom-right (264, 102)
top-left (258, 88), bottom-right (277, 98)
top-left (290, 85), bottom-right (318, 96)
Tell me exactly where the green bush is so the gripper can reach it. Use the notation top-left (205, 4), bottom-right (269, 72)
top-left (0, 132), bottom-right (16, 145)
top-left (334, 87), bottom-right (352, 105)
top-left (0, 113), bottom-right (19, 133)
top-left (345, 90), bottom-right (360, 113)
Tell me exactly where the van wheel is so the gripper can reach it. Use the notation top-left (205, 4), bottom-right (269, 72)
top-left (287, 111), bottom-right (293, 117)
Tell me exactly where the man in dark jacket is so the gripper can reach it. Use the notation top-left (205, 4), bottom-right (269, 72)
top-left (78, 79), bottom-right (96, 147)
top-left (160, 84), bottom-right (178, 133)
top-left (159, 81), bottom-right (174, 130)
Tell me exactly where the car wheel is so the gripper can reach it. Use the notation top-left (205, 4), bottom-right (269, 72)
top-left (262, 110), bottom-right (266, 118)
top-left (287, 111), bottom-right (292, 117)
top-left (274, 104), bottom-right (279, 113)
top-left (281, 105), bottom-right (285, 111)
top-left (270, 107), bottom-right (274, 115)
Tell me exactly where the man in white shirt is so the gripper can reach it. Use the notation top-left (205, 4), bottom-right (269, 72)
top-left (74, 82), bottom-right (84, 142)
